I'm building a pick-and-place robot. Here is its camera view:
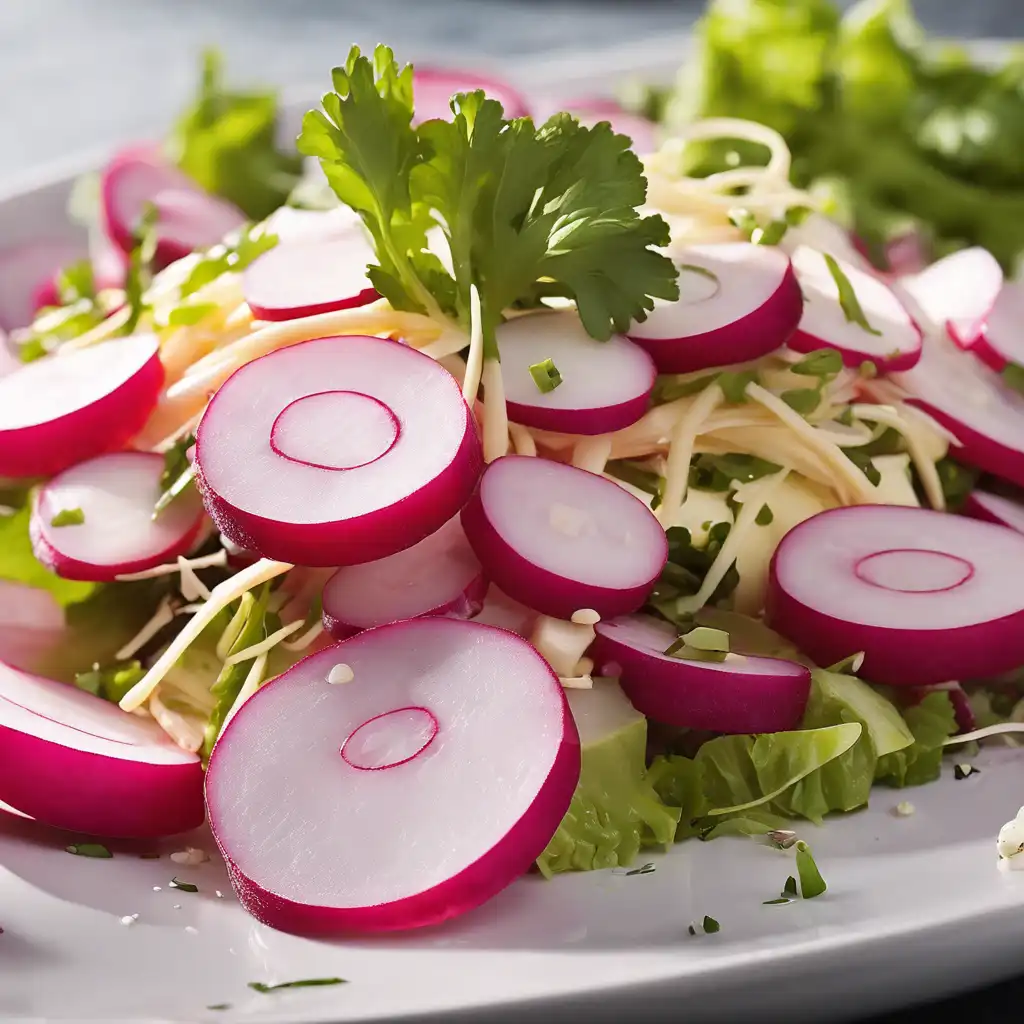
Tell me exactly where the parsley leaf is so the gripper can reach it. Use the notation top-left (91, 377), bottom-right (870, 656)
top-left (169, 49), bottom-right (302, 221)
top-left (49, 508), bottom-right (85, 528)
top-left (122, 204), bottom-right (159, 335)
top-left (823, 253), bottom-right (881, 336)
top-left (249, 978), bottom-right (347, 994)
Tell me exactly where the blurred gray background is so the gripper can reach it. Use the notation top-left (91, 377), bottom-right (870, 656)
top-left (2, 0), bottom-right (1023, 180)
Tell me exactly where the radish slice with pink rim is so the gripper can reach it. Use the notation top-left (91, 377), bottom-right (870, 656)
top-left (0, 333), bottom-right (163, 478)
top-left (242, 231), bottom-right (379, 322)
top-left (788, 246), bottom-right (922, 372)
top-left (890, 316), bottom-right (1024, 488)
top-left (412, 68), bottom-right (530, 123)
top-left (0, 581), bottom-right (66, 673)
top-left (205, 617), bottom-right (579, 935)
top-left (591, 614), bottom-right (811, 733)
top-left (101, 151), bottom-right (246, 268)
top-left (0, 239), bottom-right (84, 330)
top-left (461, 455), bottom-right (667, 620)
top-left (498, 311), bottom-right (657, 434)
top-left (195, 335), bottom-right (482, 566)
top-left (900, 247), bottom-right (1003, 351)
top-left (968, 277), bottom-right (1024, 372)
top-left (963, 489), bottom-right (1024, 534)
top-left (767, 505), bottom-right (1024, 687)
top-left (321, 516), bottom-right (486, 639)
top-left (30, 452), bottom-right (205, 582)
top-left (0, 662), bottom-right (203, 836)
top-left (626, 243), bottom-right (803, 373)
top-left (469, 585), bottom-right (538, 638)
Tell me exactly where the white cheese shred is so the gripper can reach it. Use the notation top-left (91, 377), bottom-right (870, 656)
top-left (220, 653), bottom-right (269, 733)
top-left (119, 558), bottom-right (294, 712)
top-left (659, 383), bottom-right (724, 527)
top-left (224, 619), bottom-right (305, 666)
top-left (114, 597), bottom-right (176, 661)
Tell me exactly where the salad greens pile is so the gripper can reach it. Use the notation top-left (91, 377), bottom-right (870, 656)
top-left (652, 0), bottom-right (1024, 270)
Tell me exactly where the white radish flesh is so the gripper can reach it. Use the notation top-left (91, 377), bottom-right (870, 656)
top-left (30, 452), bottom-right (205, 582)
top-left (195, 335), bottom-right (482, 566)
top-left (413, 68), bottom-right (530, 123)
top-left (242, 233), bottom-right (379, 322)
top-left (260, 205), bottom-right (362, 246)
top-left (789, 246), bottom-right (922, 371)
top-left (0, 334), bottom-right (163, 478)
top-left (321, 516), bottom-right (486, 638)
top-left (964, 489), bottom-right (1024, 534)
top-left (591, 614), bottom-right (811, 733)
top-left (970, 278), bottom-right (1024, 372)
top-left (0, 239), bottom-right (85, 330)
top-left (205, 617), bottom-right (579, 935)
top-left (0, 662), bottom-right (203, 836)
top-left (101, 151), bottom-right (246, 268)
top-left (498, 311), bottom-right (656, 435)
top-left (767, 505), bottom-right (1024, 686)
top-left (461, 455), bottom-right (668, 620)
top-left (626, 244), bottom-right (803, 373)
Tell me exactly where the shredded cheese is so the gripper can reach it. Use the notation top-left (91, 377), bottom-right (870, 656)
top-left (224, 618), bottom-right (305, 666)
top-left (572, 436), bottom-right (613, 475)
top-left (280, 620), bottom-right (325, 652)
top-left (508, 421), bottom-right (537, 456)
top-left (119, 558), bottom-right (294, 712)
top-left (114, 597), bottom-right (175, 661)
top-left (116, 550), bottom-right (227, 583)
top-left (659, 383), bottom-right (724, 526)
top-left (481, 358), bottom-right (510, 463)
top-left (177, 555), bottom-right (212, 602)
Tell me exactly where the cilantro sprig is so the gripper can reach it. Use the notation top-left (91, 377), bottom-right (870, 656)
top-left (298, 45), bottom-right (678, 362)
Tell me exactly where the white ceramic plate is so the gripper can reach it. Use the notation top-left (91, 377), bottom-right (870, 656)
top-left (2, 31), bottom-right (1023, 1024)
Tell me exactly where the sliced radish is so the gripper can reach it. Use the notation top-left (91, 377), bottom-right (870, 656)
top-left (0, 239), bottom-right (84, 330)
top-left (195, 335), bottom-right (481, 566)
top-left (470, 585), bottom-right (538, 637)
top-left (33, 242), bottom-right (126, 313)
top-left (0, 581), bottom-right (66, 673)
top-left (206, 617), bottom-right (579, 934)
top-left (626, 244), bottom-right (803, 373)
top-left (0, 333), bottom-right (164, 478)
top-left (900, 248), bottom-right (1003, 351)
top-left (498, 311), bottom-right (656, 434)
top-left (461, 455), bottom-right (667, 620)
top-left (591, 614), bottom-right (811, 733)
top-left (788, 246), bottom-right (922, 372)
top-left (0, 662), bottom-right (203, 837)
top-left (30, 452), bottom-right (205, 582)
top-left (883, 229), bottom-right (931, 279)
top-left (969, 277), bottom-right (1024, 372)
top-left (243, 231), bottom-right (379, 322)
top-left (321, 516), bottom-right (486, 638)
top-left (964, 489), bottom-right (1024, 534)
top-left (767, 505), bottom-right (1024, 687)
top-left (891, 325), bottom-right (1024, 488)
top-left (413, 68), bottom-right (530, 123)
top-left (260, 205), bottom-right (363, 246)
top-left (101, 151), bottom-right (246, 269)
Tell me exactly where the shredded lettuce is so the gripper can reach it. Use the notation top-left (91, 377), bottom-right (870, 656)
top-left (538, 680), bottom-right (681, 875)
top-left (875, 690), bottom-right (957, 786)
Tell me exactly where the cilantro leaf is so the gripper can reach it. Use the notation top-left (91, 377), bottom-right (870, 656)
top-left (169, 49), bottom-right (302, 221)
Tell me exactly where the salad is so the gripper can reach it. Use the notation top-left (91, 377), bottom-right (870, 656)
top-left (3, 10), bottom-right (1024, 940)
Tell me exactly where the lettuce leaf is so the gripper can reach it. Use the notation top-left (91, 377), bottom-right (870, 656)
top-left (537, 681), bottom-right (680, 876)
top-left (875, 691), bottom-right (957, 787)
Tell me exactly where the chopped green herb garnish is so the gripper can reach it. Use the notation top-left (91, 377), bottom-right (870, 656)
top-left (763, 897), bottom-right (792, 906)
top-left (826, 652), bottom-right (865, 676)
top-left (836, 405), bottom-right (855, 426)
top-left (859, 360), bottom-right (878, 379)
top-left (169, 876), bottom-right (199, 893)
top-left (179, 225), bottom-right (279, 299)
top-left (66, 843), bottom-right (112, 858)
top-left (783, 875), bottom-right (798, 896)
top-left (206, 1005), bottom-right (232, 1012)
top-left (755, 503), bottom-right (774, 526)
top-left (780, 387), bottom-right (822, 416)
top-left (74, 660), bottom-right (146, 704)
top-left (687, 924), bottom-right (697, 936)
top-left (791, 348), bottom-right (843, 378)
top-left (153, 465), bottom-right (197, 520)
top-left (50, 508), bottom-right (85, 528)
top-left (795, 841), bottom-right (827, 899)
top-left (122, 203), bottom-right (159, 336)
top-left (248, 978), bottom-right (347, 994)
top-left (844, 446), bottom-right (882, 486)
top-left (654, 373), bottom-right (720, 403)
top-left (702, 915), bottom-right (721, 933)
top-left (682, 626), bottom-right (730, 653)
top-left (930, 457), bottom-right (979, 512)
top-left (1002, 362), bottom-right (1024, 396)
top-left (154, 433), bottom-right (197, 518)
top-left (689, 453), bottom-right (783, 491)
top-left (953, 763), bottom-right (980, 780)
top-left (166, 302), bottom-right (219, 328)
top-left (823, 253), bottom-right (881, 336)
top-left (624, 862), bottom-right (657, 876)
top-left (717, 370), bottom-right (758, 403)
top-left (529, 358), bottom-right (563, 394)
top-left (678, 263), bottom-right (719, 284)
top-left (727, 208), bottom-right (759, 237)
top-left (605, 460), bottom-right (663, 499)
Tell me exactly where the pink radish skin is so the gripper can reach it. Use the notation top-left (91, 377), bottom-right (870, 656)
top-left (30, 452), bottom-right (205, 582)
top-left (413, 68), bottom-right (530, 123)
top-left (591, 614), bottom-right (811, 733)
top-left (964, 489), bottom-right (1024, 534)
top-left (901, 248), bottom-right (1003, 352)
top-left (205, 618), bottom-right (579, 935)
top-left (101, 151), bottom-right (246, 269)
top-left (967, 278), bottom-right (1024, 372)
top-left (767, 505), bottom-right (1024, 687)
top-left (0, 662), bottom-right (203, 837)
top-left (626, 244), bottom-right (803, 373)
top-left (0, 239), bottom-right (84, 330)
top-left (789, 246), bottom-right (922, 372)
top-left (0, 334), bottom-right (164, 478)
top-left (243, 232), bottom-right (379, 322)
top-left (461, 455), bottom-right (667, 620)
top-left (322, 516), bottom-right (486, 639)
top-left (195, 335), bottom-right (482, 567)
top-left (498, 311), bottom-right (657, 435)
